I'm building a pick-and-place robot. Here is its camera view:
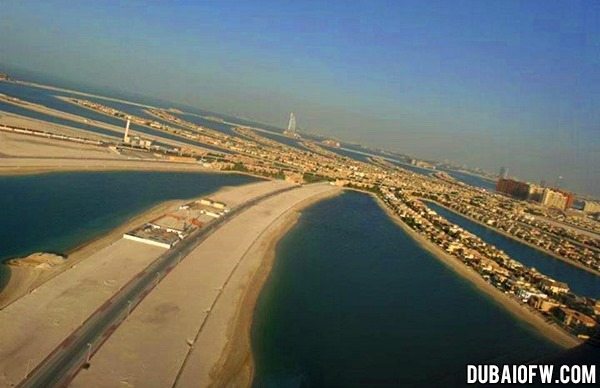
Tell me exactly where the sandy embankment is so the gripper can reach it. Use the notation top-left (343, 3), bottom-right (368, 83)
top-left (0, 97), bottom-right (127, 138)
top-left (67, 183), bottom-right (339, 388)
top-left (370, 194), bottom-right (580, 349)
top-left (0, 180), bottom-right (281, 309)
top-left (0, 127), bottom-right (223, 176)
top-left (0, 113), bottom-right (114, 142)
top-left (426, 200), bottom-right (600, 277)
top-left (0, 96), bottom-right (223, 154)
top-left (207, 188), bottom-right (342, 387)
top-left (0, 198), bottom-right (187, 309)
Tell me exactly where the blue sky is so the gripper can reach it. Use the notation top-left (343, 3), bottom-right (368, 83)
top-left (1, 0), bottom-right (599, 195)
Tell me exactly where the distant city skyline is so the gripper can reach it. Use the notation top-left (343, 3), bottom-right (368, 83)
top-left (1, 1), bottom-right (598, 195)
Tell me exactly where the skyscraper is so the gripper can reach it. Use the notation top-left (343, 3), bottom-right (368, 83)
top-left (123, 117), bottom-right (131, 143)
top-left (287, 112), bottom-right (296, 133)
top-left (499, 166), bottom-right (508, 179)
top-left (496, 178), bottom-right (530, 200)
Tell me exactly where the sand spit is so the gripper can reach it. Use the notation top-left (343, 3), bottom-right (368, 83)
top-left (0, 96), bottom-right (126, 137)
top-left (6, 252), bottom-right (65, 269)
top-left (0, 198), bottom-right (182, 310)
top-left (0, 180), bottom-right (293, 387)
top-left (206, 189), bottom-right (343, 388)
top-left (70, 183), bottom-right (340, 388)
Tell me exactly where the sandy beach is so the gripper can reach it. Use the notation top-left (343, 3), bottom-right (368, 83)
top-left (0, 198), bottom-right (187, 309)
top-left (207, 213), bottom-right (299, 387)
top-left (371, 194), bottom-right (580, 349)
top-left (205, 189), bottom-right (342, 388)
top-left (68, 183), bottom-right (340, 388)
top-left (0, 180), bottom-right (298, 387)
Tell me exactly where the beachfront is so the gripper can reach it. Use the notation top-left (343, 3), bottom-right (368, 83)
top-left (0, 180), bottom-right (340, 387)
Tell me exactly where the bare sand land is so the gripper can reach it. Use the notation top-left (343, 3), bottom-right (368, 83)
top-left (0, 113), bottom-right (113, 141)
top-left (0, 97), bottom-right (127, 137)
top-left (0, 180), bottom-right (293, 387)
top-left (372, 195), bottom-right (580, 349)
top-left (0, 198), bottom-right (187, 309)
top-left (0, 130), bottom-right (214, 175)
top-left (0, 239), bottom-right (167, 387)
top-left (70, 183), bottom-right (340, 388)
top-left (0, 106), bottom-right (223, 155)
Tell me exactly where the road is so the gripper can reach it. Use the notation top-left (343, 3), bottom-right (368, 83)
top-left (18, 184), bottom-right (300, 388)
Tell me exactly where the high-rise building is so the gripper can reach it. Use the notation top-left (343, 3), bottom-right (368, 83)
top-left (283, 112), bottom-right (299, 138)
top-left (562, 191), bottom-right (575, 210)
top-left (541, 188), bottom-right (568, 210)
top-left (496, 178), bottom-right (531, 200)
top-left (123, 117), bottom-right (131, 143)
top-left (528, 184), bottom-right (545, 202)
top-left (499, 166), bottom-right (508, 179)
top-left (287, 112), bottom-right (296, 133)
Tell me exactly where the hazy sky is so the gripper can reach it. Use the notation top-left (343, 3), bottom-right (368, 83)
top-left (1, 1), bottom-right (599, 195)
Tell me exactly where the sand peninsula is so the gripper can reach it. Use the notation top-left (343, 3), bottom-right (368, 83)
top-left (0, 179), bottom-right (340, 387)
top-left (66, 182), bottom-right (340, 387)
top-left (0, 196), bottom-right (192, 309)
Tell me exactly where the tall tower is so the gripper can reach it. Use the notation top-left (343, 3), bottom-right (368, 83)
top-left (123, 117), bottom-right (131, 143)
top-left (499, 166), bottom-right (508, 179)
top-left (287, 112), bottom-right (296, 134)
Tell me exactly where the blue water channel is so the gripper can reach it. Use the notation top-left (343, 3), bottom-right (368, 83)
top-left (0, 171), bottom-right (259, 290)
top-left (252, 192), bottom-right (561, 387)
top-left (426, 202), bottom-right (600, 299)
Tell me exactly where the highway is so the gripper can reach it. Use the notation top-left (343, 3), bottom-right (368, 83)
top-left (18, 184), bottom-right (300, 388)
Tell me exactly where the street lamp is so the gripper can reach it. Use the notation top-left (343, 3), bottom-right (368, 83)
top-left (86, 343), bottom-right (92, 363)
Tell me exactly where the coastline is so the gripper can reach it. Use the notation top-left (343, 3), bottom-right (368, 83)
top-left (370, 193), bottom-right (580, 349)
top-left (0, 96), bottom-right (126, 136)
top-left (425, 200), bottom-right (600, 277)
top-left (0, 171), bottom-right (271, 309)
top-left (207, 211), bottom-right (300, 387)
top-left (3, 79), bottom-right (156, 110)
top-left (205, 188), bottom-right (342, 388)
top-left (0, 198), bottom-right (184, 309)
top-left (0, 163), bottom-right (265, 181)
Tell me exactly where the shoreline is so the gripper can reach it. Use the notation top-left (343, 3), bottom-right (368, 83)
top-left (370, 194), bottom-right (580, 349)
top-left (208, 211), bottom-right (300, 387)
top-left (208, 187), bottom-right (579, 388)
top-left (0, 171), bottom-right (264, 308)
top-left (0, 96), bottom-right (127, 138)
top-left (0, 198), bottom-right (185, 309)
top-left (425, 200), bottom-right (600, 277)
top-left (0, 164), bottom-right (265, 180)
top-left (206, 188), bottom-right (342, 387)
top-left (4, 79), bottom-right (156, 110)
